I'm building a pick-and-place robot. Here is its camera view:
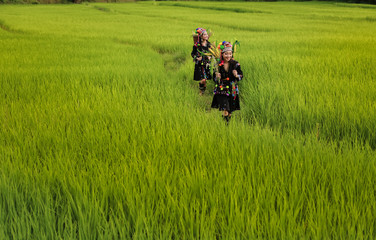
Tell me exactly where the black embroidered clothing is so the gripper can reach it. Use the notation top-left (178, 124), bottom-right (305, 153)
top-left (191, 42), bottom-right (212, 81)
top-left (211, 59), bottom-right (243, 113)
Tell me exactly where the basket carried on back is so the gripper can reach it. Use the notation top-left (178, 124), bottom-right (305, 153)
top-left (192, 34), bottom-right (199, 44)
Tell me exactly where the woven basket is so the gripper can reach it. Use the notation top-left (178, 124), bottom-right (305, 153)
top-left (193, 35), bottom-right (199, 44)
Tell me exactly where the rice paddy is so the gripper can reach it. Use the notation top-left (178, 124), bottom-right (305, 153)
top-left (0, 1), bottom-right (376, 239)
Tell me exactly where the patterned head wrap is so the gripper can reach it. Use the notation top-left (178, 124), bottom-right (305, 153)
top-left (220, 41), bottom-right (232, 53)
top-left (216, 41), bottom-right (233, 63)
top-left (195, 28), bottom-right (207, 36)
top-left (193, 28), bottom-right (208, 45)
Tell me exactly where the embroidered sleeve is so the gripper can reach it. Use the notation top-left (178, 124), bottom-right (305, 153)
top-left (235, 62), bottom-right (243, 81)
top-left (191, 45), bottom-right (198, 59)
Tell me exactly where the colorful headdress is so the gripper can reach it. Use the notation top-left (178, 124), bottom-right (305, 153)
top-left (217, 40), bottom-right (240, 59)
top-left (196, 28), bottom-right (207, 36)
top-left (219, 41), bottom-right (233, 53)
top-left (192, 28), bottom-right (212, 44)
top-left (216, 41), bottom-right (232, 63)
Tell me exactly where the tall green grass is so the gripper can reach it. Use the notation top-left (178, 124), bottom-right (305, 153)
top-left (1, 2), bottom-right (376, 239)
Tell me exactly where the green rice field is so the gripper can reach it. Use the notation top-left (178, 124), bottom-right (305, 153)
top-left (1, 1), bottom-right (376, 238)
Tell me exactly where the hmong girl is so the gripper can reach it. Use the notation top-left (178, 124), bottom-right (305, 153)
top-left (191, 28), bottom-right (212, 95)
top-left (211, 41), bottom-right (244, 123)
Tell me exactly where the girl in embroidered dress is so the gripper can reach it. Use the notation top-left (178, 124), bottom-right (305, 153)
top-left (211, 41), bottom-right (244, 122)
top-left (191, 28), bottom-right (212, 95)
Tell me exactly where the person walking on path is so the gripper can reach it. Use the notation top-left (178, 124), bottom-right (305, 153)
top-left (191, 28), bottom-right (212, 96)
top-left (211, 41), bottom-right (244, 123)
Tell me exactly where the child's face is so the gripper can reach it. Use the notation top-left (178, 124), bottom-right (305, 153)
top-left (223, 51), bottom-right (232, 62)
top-left (202, 32), bottom-right (208, 40)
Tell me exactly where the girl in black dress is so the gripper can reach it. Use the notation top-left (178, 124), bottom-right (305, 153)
top-left (191, 28), bottom-right (212, 95)
top-left (211, 41), bottom-right (244, 122)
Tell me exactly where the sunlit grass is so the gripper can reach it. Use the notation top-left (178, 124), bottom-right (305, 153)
top-left (0, 2), bottom-right (376, 239)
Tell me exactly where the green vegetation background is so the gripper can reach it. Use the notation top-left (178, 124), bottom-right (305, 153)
top-left (1, 0), bottom-right (376, 8)
top-left (1, 1), bottom-right (376, 239)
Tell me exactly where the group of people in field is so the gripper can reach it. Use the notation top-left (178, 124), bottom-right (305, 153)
top-left (191, 28), bottom-right (244, 123)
